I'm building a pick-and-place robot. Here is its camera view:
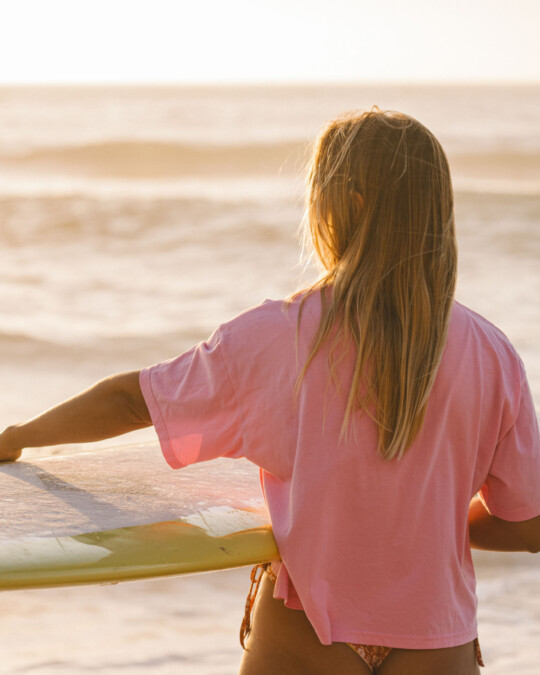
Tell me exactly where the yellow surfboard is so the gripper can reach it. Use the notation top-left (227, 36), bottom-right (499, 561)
top-left (0, 443), bottom-right (279, 590)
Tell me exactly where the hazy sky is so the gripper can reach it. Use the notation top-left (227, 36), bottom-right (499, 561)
top-left (1, 0), bottom-right (539, 84)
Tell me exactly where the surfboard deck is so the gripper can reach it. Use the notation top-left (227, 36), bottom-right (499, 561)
top-left (0, 443), bottom-right (279, 590)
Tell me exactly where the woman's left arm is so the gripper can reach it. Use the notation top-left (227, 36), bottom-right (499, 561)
top-left (468, 494), bottom-right (540, 553)
top-left (0, 371), bottom-right (152, 462)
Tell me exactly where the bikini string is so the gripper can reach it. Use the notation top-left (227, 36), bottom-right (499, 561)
top-left (240, 563), bottom-right (270, 649)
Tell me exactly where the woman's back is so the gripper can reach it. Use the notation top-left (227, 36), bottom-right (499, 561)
top-left (141, 289), bottom-right (538, 655)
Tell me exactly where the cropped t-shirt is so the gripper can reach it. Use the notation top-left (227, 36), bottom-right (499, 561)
top-left (140, 292), bottom-right (540, 649)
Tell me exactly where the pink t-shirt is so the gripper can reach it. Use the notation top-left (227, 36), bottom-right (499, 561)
top-left (140, 292), bottom-right (540, 649)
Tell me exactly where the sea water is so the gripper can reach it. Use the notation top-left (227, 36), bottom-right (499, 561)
top-left (0, 84), bottom-right (538, 673)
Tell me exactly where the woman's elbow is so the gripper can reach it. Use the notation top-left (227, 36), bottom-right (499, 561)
top-left (501, 514), bottom-right (540, 554)
top-left (110, 371), bottom-right (153, 429)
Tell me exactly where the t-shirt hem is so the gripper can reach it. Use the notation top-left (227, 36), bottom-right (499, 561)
top-left (281, 596), bottom-right (303, 611)
top-left (329, 627), bottom-right (478, 650)
top-left (484, 499), bottom-right (540, 522)
top-left (272, 585), bottom-right (477, 649)
top-left (139, 367), bottom-right (186, 470)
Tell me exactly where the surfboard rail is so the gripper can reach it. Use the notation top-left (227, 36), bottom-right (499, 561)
top-left (0, 521), bottom-right (279, 590)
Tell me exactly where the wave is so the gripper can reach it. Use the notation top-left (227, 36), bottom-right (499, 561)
top-left (0, 139), bottom-right (310, 179)
top-left (0, 173), bottom-right (304, 202)
top-left (0, 141), bottom-right (539, 198)
top-left (0, 328), bottom-right (209, 361)
top-left (448, 150), bottom-right (540, 172)
top-left (0, 331), bottom-right (74, 360)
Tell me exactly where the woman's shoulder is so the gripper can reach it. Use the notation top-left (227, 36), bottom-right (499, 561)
top-left (450, 300), bottom-right (525, 373)
top-left (212, 291), bottom-right (323, 373)
top-left (220, 290), bottom-right (322, 336)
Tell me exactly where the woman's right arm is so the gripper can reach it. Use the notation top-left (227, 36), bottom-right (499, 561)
top-left (468, 494), bottom-right (540, 553)
top-left (0, 371), bottom-right (152, 462)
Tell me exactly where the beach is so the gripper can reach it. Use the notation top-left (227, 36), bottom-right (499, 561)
top-left (0, 84), bottom-right (539, 673)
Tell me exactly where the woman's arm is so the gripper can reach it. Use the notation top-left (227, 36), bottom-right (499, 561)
top-left (0, 371), bottom-right (152, 462)
top-left (468, 494), bottom-right (540, 553)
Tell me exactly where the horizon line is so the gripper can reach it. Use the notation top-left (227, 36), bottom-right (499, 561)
top-left (0, 78), bottom-right (539, 88)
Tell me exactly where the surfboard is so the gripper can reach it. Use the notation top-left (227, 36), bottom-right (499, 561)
top-left (0, 442), bottom-right (279, 591)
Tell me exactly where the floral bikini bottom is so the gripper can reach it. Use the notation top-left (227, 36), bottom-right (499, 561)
top-left (240, 564), bottom-right (484, 673)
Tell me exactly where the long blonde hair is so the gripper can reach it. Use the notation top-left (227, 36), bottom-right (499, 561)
top-left (296, 108), bottom-right (457, 460)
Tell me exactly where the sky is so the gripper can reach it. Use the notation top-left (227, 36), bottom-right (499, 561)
top-left (0, 0), bottom-right (539, 85)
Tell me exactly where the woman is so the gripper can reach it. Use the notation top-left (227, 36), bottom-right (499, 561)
top-left (1, 109), bottom-right (539, 674)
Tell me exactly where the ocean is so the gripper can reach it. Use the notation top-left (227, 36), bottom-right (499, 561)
top-left (0, 84), bottom-right (538, 673)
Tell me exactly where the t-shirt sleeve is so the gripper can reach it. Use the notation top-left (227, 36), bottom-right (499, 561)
top-left (139, 327), bottom-right (245, 469)
top-left (480, 369), bottom-right (540, 521)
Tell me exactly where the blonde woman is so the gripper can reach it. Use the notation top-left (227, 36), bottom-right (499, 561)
top-left (1, 109), bottom-right (539, 674)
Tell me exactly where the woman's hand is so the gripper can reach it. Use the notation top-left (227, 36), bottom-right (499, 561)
top-left (0, 426), bottom-right (23, 462)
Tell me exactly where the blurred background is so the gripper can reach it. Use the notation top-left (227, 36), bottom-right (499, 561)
top-left (0, 1), bottom-right (539, 673)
